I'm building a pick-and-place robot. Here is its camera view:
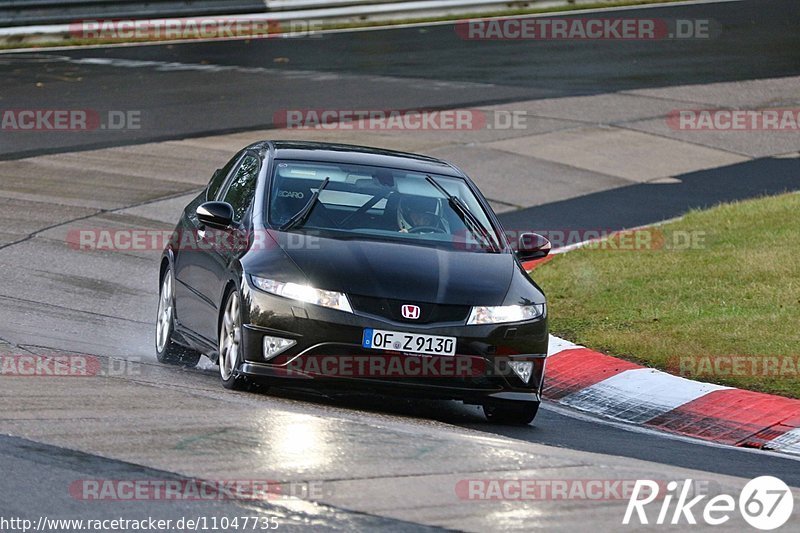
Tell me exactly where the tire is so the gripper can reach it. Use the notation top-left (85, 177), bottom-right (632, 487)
top-left (155, 267), bottom-right (201, 367)
top-left (218, 288), bottom-right (249, 391)
top-left (483, 401), bottom-right (540, 425)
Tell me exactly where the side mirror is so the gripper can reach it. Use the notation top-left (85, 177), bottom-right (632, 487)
top-left (517, 232), bottom-right (551, 261)
top-left (197, 201), bottom-right (235, 229)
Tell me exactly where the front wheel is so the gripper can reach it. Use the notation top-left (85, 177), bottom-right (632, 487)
top-left (155, 267), bottom-right (201, 367)
top-left (483, 401), bottom-right (540, 425)
top-left (218, 289), bottom-right (249, 390)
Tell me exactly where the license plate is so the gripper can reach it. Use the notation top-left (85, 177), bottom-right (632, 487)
top-left (362, 328), bottom-right (456, 356)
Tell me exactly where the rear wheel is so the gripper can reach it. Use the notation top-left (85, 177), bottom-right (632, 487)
top-left (218, 289), bottom-right (249, 390)
top-left (483, 401), bottom-right (540, 425)
top-left (155, 267), bottom-right (201, 367)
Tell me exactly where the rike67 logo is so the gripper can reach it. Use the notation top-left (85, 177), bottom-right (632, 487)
top-left (624, 476), bottom-right (794, 530)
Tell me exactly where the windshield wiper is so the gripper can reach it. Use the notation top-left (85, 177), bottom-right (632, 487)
top-left (280, 177), bottom-right (330, 232)
top-left (425, 175), bottom-right (499, 252)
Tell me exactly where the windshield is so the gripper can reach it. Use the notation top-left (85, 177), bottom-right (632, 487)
top-left (267, 160), bottom-right (503, 252)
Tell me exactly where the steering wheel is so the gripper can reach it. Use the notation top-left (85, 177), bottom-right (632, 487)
top-left (409, 226), bottom-right (448, 234)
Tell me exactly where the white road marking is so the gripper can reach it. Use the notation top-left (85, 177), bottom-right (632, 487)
top-left (35, 54), bottom-right (493, 90)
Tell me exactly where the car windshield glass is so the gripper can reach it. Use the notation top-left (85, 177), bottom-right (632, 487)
top-left (267, 160), bottom-right (502, 252)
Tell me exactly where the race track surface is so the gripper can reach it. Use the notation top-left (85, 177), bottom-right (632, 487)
top-left (1, 0), bottom-right (798, 158)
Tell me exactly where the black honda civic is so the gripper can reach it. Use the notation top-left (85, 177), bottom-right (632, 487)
top-left (157, 141), bottom-right (551, 424)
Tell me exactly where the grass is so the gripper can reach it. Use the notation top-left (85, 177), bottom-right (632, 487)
top-left (0, 0), bottom-right (689, 50)
top-left (534, 192), bottom-right (800, 398)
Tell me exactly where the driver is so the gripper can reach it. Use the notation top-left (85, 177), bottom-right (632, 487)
top-left (397, 195), bottom-right (448, 233)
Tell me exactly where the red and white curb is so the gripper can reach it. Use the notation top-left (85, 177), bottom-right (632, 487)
top-left (543, 335), bottom-right (800, 456)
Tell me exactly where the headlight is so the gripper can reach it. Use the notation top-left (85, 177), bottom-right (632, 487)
top-left (467, 303), bottom-right (545, 325)
top-left (251, 276), bottom-right (353, 313)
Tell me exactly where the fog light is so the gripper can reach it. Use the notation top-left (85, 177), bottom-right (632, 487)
top-left (508, 361), bottom-right (533, 384)
top-left (263, 336), bottom-right (296, 361)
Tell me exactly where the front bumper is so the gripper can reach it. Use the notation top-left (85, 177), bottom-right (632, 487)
top-left (239, 284), bottom-right (548, 402)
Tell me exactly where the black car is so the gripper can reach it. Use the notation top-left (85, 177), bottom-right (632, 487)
top-left (156, 141), bottom-right (551, 424)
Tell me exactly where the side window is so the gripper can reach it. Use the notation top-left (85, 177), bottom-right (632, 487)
top-left (207, 150), bottom-right (243, 200)
top-left (221, 153), bottom-right (261, 222)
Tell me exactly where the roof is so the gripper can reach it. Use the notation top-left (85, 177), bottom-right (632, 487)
top-left (250, 140), bottom-right (465, 177)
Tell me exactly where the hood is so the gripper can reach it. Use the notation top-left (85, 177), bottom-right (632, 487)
top-left (276, 233), bottom-right (515, 306)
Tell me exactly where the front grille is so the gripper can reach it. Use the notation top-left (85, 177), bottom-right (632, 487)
top-left (348, 295), bottom-right (470, 324)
